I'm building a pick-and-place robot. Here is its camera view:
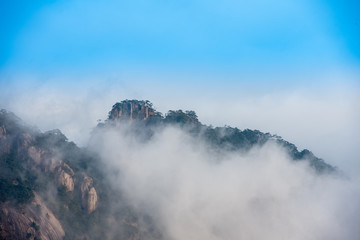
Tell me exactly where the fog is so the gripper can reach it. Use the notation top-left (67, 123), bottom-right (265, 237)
top-left (90, 125), bottom-right (360, 240)
top-left (0, 77), bottom-right (359, 174)
top-left (0, 78), bottom-right (359, 239)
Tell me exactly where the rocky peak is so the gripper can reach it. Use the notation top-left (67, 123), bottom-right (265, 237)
top-left (108, 100), bottom-right (156, 122)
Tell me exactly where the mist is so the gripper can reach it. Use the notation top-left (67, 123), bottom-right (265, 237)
top-left (89, 124), bottom-right (360, 240)
top-left (1, 74), bottom-right (359, 239)
top-left (0, 76), bottom-right (359, 174)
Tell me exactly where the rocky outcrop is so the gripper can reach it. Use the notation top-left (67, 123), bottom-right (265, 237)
top-left (55, 163), bottom-right (75, 192)
top-left (0, 110), bottom-right (114, 239)
top-left (109, 100), bottom-right (155, 122)
top-left (80, 174), bottom-right (98, 213)
top-left (57, 170), bottom-right (74, 192)
top-left (0, 193), bottom-right (65, 240)
top-left (87, 187), bottom-right (98, 213)
top-left (28, 145), bottom-right (76, 192)
top-left (28, 145), bottom-right (63, 173)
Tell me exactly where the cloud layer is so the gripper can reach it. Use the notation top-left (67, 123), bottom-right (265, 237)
top-left (90, 125), bottom-right (360, 240)
top-left (0, 77), bottom-right (358, 174)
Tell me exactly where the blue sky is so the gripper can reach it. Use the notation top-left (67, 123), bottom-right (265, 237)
top-left (0, 0), bottom-right (359, 172)
top-left (0, 0), bottom-right (359, 85)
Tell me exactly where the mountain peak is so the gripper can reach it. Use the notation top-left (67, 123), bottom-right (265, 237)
top-left (108, 100), bottom-right (156, 122)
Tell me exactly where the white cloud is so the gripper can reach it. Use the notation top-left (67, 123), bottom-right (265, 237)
top-left (90, 125), bottom-right (360, 240)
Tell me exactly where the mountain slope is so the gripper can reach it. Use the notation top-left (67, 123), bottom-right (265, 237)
top-left (0, 108), bottom-right (161, 240)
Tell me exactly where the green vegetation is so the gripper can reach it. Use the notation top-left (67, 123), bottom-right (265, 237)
top-left (0, 150), bottom-right (35, 204)
top-left (0, 178), bottom-right (34, 204)
top-left (164, 110), bottom-right (199, 125)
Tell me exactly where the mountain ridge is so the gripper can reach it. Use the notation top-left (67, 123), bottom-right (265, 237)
top-left (102, 100), bottom-right (335, 174)
top-left (0, 100), bottom-right (336, 239)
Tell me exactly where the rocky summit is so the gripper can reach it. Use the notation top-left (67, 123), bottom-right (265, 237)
top-left (108, 100), bottom-right (156, 122)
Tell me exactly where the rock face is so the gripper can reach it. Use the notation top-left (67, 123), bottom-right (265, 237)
top-left (80, 174), bottom-right (98, 213)
top-left (28, 146), bottom-right (60, 172)
top-left (0, 110), bottom-right (102, 239)
top-left (55, 164), bottom-right (75, 192)
top-left (87, 187), bottom-right (98, 214)
top-left (0, 194), bottom-right (65, 240)
top-left (109, 100), bottom-right (155, 122)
